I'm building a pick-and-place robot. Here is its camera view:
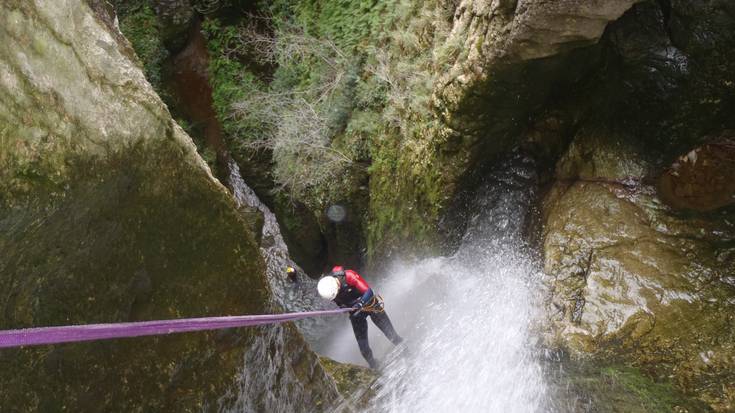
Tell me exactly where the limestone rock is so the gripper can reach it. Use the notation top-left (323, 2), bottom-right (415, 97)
top-left (506, 0), bottom-right (642, 60)
top-left (543, 131), bottom-right (735, 410)
top-left (319, 356), bottom-right (377, 409)
top-left (0, 1), bottom-right (338, 410)
top-left (537, 5), bottom-right (735, 409)
top-left (436, 0), bottom-right (640, 136)
top-left (370, 0), bottom-right (642, 259)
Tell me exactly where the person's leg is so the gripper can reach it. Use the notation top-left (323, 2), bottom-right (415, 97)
top-left (350, 314), bottom-right (379, 368)
top-left (370, 311), bottom-right (403, 345)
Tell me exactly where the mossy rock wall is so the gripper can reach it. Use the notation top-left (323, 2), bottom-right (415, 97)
top-left (549, 362), bottom-right (712, 412)
top-left (365, 0), bottom-right (641, 261)
top-left (150, 0), bottom-right (734, 269)
top-left (0, 1), bottom-right (338, 410)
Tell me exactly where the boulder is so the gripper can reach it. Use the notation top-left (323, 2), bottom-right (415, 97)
top-left (543, 129), bottom-right (735, 410)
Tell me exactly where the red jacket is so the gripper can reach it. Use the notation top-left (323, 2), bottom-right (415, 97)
top-left (331, 266), bottom-right (374, 307)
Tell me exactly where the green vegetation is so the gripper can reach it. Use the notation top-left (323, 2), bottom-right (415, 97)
top-left (558, 363), bottom-right (711, 412)
top-left (201, 19), bottom-right (265, 138)
top-left (319, 356), bottom-right (377, 408)
top-left (600, 367), bottom-right (687, 410)
top-left (117, 2), bottom-right (168, 93)
top-left (203, 0), bottom-right (458, 259)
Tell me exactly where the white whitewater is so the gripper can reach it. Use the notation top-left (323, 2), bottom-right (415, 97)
top-left (224, 151), bottom-right (550, 412)
top-left (326, 152), bottom-right (550, 412)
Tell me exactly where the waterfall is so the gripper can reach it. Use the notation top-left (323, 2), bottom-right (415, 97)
top-left (326, 152), bottom-right (550, 412)
top-left (224, 151), bottom-right (552, 411)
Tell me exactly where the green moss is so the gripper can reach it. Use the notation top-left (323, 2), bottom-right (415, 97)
top-left (0, 2), bottom-right (342, 409)
top-left (202, 19), bottom-right (267, 140)
top-left (201, 0), bottom-right (456, 263)
top-left (0, 138), bottom-right (270, 411)
top-left (267, 0), bottom-right (400, 52)
top-left (365, 121), bottom-right (457, 261)
top-left (319, 356), bottom-right (377, 407)
top-left (556, 363), bottom-right (712, 412)
top-left (117, 3), bottom-right (168, 92)
top-left (602, 367), bottom-right (685, 410)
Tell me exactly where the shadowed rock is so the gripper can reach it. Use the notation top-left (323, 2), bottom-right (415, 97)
top-left (0, 1), bottom-right (339, 410)
top-left (659, 137), bottom-right (735, 211)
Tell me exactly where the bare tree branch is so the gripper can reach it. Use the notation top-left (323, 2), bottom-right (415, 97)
top-left (228, 19), bottom-right (353, 198)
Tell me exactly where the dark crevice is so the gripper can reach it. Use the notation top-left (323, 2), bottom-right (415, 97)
top-left (656, 0), bottom-right (673, 38)
top-left (163, 18), bottom-right (231, 181)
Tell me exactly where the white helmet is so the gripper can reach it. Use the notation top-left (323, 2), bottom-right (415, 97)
top-left (317, 276), bottom-right (340, 300)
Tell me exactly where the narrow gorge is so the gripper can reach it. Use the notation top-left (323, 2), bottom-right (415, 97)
top-left (1, 0), bottom-right (733, 412)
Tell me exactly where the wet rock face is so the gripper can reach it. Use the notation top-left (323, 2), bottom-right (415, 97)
top-left (319, 356), bottom-right (377, 409)
top-left (219, 324), bottom-right (343, 412)
top-left (272, 197), bottom-right (329, 277)
top-left (0, 1), bottom-right (338, 410)
top-left (659, 138), bottom-right (735, 211)
top-left (543, 133), bottom-right (735, 410)
top-left (371, 0), bottom-right (735, 263)
top-left (506, 0), bottom-right (642, 60)
top-left (588, 1), bottom-right (735, 158)
top-left (436, 0), bottom-right (640, 137)
top-left (370, 0), bottom-right (642, 260)
top-left (537, 3), bottom-right (735, 409)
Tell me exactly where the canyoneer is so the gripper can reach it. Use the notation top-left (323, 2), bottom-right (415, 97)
top-left (316, 266), bottom-right (403, 369)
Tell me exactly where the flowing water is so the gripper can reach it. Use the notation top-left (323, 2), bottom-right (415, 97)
top-left (167, 22), bottom-right (551, 411)
top-left (326, 152), bottom-right (551, 412)
top-left (225, 149), bottom-right (556, 411)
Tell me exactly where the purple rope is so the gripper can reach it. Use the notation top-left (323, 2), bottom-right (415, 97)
top-left (0, 308), bottom-right (351, 349)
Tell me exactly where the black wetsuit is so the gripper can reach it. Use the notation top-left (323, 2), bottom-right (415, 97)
top-left (330, 268), bottom-right (403, 369)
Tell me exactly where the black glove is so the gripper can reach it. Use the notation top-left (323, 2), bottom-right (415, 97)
top-left (349, 300), bottom-right (365, 319)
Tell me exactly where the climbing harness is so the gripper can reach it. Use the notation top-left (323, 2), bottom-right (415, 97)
top-left (352, 295), bottom-right (385, 317)
top-left (361, 295), bottom-right (385, 313)
top-left (0, 308), bottom-right (352, 349)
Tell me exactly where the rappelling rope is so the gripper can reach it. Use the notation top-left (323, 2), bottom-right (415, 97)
top-left (0, 308), bottom-right (353, 349)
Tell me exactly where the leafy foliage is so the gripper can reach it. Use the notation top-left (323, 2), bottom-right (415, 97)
top-left (205, 0), bottom-right (458, 255)
top-left (204, 17), bottom-right (355, 199)
top-left (203, 19), bottom-right (259, 135)
top-left (117, 3), bottom-right (168, 92)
